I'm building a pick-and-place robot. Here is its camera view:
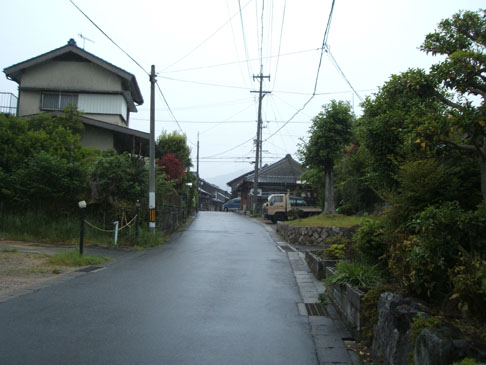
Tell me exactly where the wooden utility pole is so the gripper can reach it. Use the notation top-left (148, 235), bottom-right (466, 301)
top-left (251, 73), bottom-right (270, 214)
top-left (149, 65), bottom-right (156, 232)
top-left (196, 132), bottom-right (200, 213)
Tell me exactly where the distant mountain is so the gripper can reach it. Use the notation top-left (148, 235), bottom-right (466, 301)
top-left (204, 169), bottom-right (250, 192)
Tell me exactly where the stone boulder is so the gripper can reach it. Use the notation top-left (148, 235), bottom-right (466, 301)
top-left (372, 292), bottom-right (428, 365)
top-left (414, 327), bottom-right (486, 364)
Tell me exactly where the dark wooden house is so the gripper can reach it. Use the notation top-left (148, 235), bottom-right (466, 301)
top-left (227, 154), bottom-right (315, 212)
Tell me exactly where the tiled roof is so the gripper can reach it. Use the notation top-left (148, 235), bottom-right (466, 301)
top-left (228, 154), bottom-right (304, 188)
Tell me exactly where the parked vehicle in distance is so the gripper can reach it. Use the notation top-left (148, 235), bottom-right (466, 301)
top-left (263, 193), bottom-right (322, 223)
top-left (222, 197), bottom-right (241, 212)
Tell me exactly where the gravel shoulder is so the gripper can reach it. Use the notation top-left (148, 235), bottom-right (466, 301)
top-left (0, 241), bottom-right (80, 300)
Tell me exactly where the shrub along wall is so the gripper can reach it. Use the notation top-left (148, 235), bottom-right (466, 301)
top-left (276, 222), bottom-right (358, 246)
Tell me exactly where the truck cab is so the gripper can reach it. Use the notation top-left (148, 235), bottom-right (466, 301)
top-left (264, 193), bottom-right (321, 223)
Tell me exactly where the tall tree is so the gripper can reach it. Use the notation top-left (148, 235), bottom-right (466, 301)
top-left (156, 131), bottom-right (192, 169)
top-left (299, 100), bottom-right (354, 213)
top-left (358, 68), bottom-right (445, 196)
top-left (417, 9), bottom-right (486, 201)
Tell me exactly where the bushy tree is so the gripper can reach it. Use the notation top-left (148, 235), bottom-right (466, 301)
top-left (11, 152), bottom-right (86, 210)
top-left (358, 68), bottom-right (445, 196)
top-left (91, 150), bottom-right (147, 206)
top-left (157, 153), bottom-right (185, 184)
top-left (299, 100), bottom-right (354, 213)
top-left (417, 9), bottom-right (486, 201)
top-left (0, 108), bottom-right (84, 173)
top-left (334, 137), bottom-right (381, 214)
top-left (156, 131), bottom-right (192, 168)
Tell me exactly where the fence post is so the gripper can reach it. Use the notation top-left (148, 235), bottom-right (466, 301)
top-left (135, 200), bottom-right (140, 240)
top-left (78, 200), bottom-right (87, 255)
top-left (113, 221), bottom-right (119, 246)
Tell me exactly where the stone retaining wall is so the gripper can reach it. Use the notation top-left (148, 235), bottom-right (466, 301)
top-left (304, 251), bottom-right (338, 280)
top-left (276, 222), bottom-right (359, 246)
top-left (325, 266), bottom-right (365, 338)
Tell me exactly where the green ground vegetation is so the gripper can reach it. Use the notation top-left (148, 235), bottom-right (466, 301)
top-left (284, 214), bottom-right (363, 227)
top-left (0, 108), bottom-right (194, 247)
top-left (47, 250), bottom-right (111, 266)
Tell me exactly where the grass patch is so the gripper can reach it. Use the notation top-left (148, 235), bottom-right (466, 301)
top-left (1, 248), bottom-right (18, 253)
top-left (133, 228), bottom-right (169, 248)
top-left (0, 211), bottom-right (171, 248)
top-left (325, 261), bottom-right (383, 289)
top-left (285, 214), bottom-right (363, 227)
top-left (47, 250), bottom-right (111, 267)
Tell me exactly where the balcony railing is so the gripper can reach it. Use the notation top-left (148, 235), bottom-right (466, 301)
top-left (0, 92), bottom-right (18, 115)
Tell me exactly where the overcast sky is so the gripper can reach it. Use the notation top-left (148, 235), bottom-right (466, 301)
top-left (1, 0), bottom-right (484, 187)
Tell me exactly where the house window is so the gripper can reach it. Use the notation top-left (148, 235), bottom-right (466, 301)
top-left (41, 92), bottom-right (78, 111)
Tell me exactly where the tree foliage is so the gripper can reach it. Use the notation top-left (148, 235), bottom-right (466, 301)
top-left (91, 150), bottom-right (147, 207)
top-left (417, 9), bottom-right (486, 200)
top-left (156, 131), bottom-right (192, 168)
top-left (299, 100), bottom-right (354, 213)
top-left (157, 153), bottom-right (186, 184)
top-left (0, 109), bottom-right (84, 173)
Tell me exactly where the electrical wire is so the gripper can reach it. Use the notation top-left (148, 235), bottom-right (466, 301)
top-left (271, 0), bottom-right (286, 90)
top-left (263, 0), bottom-right (337, 143)
top-left (226, 0), bottom-right (252, 88)
top-left (238, 0), bottom-right (254, 82)
top-left (162, 0), bottom-right (253, 72)
top-left (199, 103), bottom-right (255, 135)
top-left (326, 47), bottom-right (363, 102)
top-left (259, 0), bottom-right (265, 74)
top-left (158, 75), bottom-right (251, 91)
top-left (204, 136), bottom-right (254, 159)
top-left (162, 47), bottom-right (319, 74)
top-left (69, 0), bottom-right (194, 146)
top-left (155, 81), bottom-right (194, 145)
top-left (69, 0), bottom-right (149, 76)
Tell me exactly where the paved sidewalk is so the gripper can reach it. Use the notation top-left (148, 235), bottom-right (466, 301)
top-left (288, 250), bottom-right (358, 365)
top-left (259, 219), bottom-right (359, 365)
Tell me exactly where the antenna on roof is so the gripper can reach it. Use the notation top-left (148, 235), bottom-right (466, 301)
top-left (78, 33), bottom-right (94, 49)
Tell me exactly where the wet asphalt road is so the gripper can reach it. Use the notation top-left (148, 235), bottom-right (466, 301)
top-left (0, 212), bottom-right (317, 365)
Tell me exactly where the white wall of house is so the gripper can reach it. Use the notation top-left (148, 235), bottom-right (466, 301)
top-left (78, 94), bottom-right (128, 125)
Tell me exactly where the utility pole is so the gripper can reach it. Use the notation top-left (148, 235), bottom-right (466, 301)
top-left (250, 73), bottom-right (270, 214)
top-left (196, 132), bottom-right (200, 213)
top-left (149, 65), bottom-right (156, 232)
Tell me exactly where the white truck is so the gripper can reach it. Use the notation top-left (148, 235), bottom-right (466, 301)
top-left (263, 193), bottom-right (322, 223)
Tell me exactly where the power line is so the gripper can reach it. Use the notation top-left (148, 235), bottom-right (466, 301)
top-left (272, 0), bottom-right (287, 90)
top-left (137, 98), bottom-right (249, 112)
top-left (69, 0), bottom-right (149, 76)
top-left (326, 47), bottom-right (363, 102)
top-left (238, 0), bottom-right (254, 82)
top-left (226, 0), bottom-right (252, 88)
top-left (259, 0), bottom-right (265, 73)
top-left (158, 75), bottom-right (251, 91)
top-left (69, 0), bottom-right (194, 146)
top-left (155, 81), bottom-right (194, 145)
top-left (162, 48), bottom-right (319, 74)
top-left (204, 137), bottom-right (254, 159)
top-left (263, 0), bottom-right (337, 143)
top-left (131, 118), bottom-right (312, 124)
top-left (162, 0), bottom-right (253, 72)
top-left (199, 104), bottom-right (255, 135)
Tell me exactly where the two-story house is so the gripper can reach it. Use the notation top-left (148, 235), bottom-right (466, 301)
top-left (3, 39), bottom-right (149, 155)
